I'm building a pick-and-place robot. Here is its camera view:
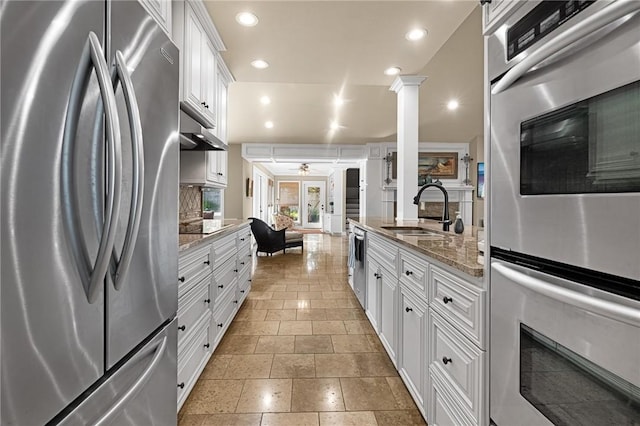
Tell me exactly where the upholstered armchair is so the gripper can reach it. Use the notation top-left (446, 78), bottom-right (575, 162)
top-left (249, 218), bottom-right (303, 256)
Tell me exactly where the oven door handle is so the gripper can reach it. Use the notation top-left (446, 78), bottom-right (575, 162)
top-left (492, 0), bottom-right (640, 95)
top-left (491, 261), bottom-right (640, 328)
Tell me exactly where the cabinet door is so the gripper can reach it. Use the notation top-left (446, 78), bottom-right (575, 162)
top-left (202, 39), bottom-right (217, 125)
top-left (400, 287), bottom-right (426, 408)
top-left (205, 152), bottom-right (218, 184)
top-left (184, 6), bottom-right (204, 109)
top-left (379, 270), bottom-right (398, 365)
top-left (365, 257), bottom-right (381, 332)
top-left (216, 150), bottom-right (227, 186)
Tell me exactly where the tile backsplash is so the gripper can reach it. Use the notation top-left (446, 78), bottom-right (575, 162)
top-left (179, 185), bottom-right (202, 221)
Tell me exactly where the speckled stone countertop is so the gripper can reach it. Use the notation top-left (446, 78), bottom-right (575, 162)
top-left (349, 218), bottom-right (484, 278)
top-left (179, 219), bottom-right (252, 252)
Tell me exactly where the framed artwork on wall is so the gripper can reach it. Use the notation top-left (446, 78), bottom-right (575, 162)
top-left (391, 151), bottom-right (459, 183)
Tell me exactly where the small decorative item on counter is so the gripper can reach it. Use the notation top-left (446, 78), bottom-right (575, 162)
top-left (454, 211), bottom-right (464, 234)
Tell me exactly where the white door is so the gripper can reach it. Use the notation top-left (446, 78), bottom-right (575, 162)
top-left (302, 181), bottom-right (325, 229)
top-left (252, 170), bottom-right (269, 223)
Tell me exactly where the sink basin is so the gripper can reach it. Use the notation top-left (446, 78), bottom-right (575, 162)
top-left (380, 226), bottom-right (425, 231)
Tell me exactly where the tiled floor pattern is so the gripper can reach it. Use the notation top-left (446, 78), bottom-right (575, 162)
top-left (179, 234), bottom-right (427, 426)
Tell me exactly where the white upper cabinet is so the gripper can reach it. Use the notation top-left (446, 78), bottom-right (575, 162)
top-left (215, 63), bottom-right (229, 143)
top-left (138, 0), bottom-right (171, 36)
top-left (184, 4), bottom-right (216, 126)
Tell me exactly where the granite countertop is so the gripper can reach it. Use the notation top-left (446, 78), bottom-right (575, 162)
top-left (178, 219), bottom-right (252, 252)
top-left (349, 217), bottom-right (484, 278)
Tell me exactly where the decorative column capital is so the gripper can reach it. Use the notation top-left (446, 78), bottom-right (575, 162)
top-left (390, 75), bottom-right (427, 93)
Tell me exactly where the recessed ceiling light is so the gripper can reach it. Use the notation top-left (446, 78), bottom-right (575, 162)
top-left (265, 121), bottom-right (274, 129)
top-left (330, 121), bottom-right (339, 130)
top-left (251, 59), bottom-right (269, 69)
top-left (447, 99), bottom-right (459, 110)
top-left (406, 28), bottom-right (428, 41)
top-left (334, 97), bottom-right (344, 107)
top-left (384, 67), bottom-right (401, 76)
top-left (260, 96), bottom-right (271, 105)
top-left (236, 12), bottom-right (258, 27)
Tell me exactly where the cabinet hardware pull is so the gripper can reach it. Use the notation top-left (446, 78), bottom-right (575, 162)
top-left (443, 296), bottom-right (453, 304)
top-left (240, 290), bottom-right (245, 293)
top-left (177, 382), bottom-right (185, 389)
top-left (204, 343), bottom-right (210, 349)
top-left (178, 276), bottom-right (185, 282)
top-left (405, 307), bottom-right (413, 312)
top-left (204, 298), bottom-right (211, 303)
top-left (234, 269), bottom-right (238, 273)
top-left (248, 279), bottom-right (252, 282)
top-left (218, 285), bottom-right (224, 289)
top-left (240, 238), bottom-right (245, 241)
top-left (405, 270), bottom-right (413, 276)
top-left (217, 323), bottom-right (223, 327)
top-left (374, 273), bottom-right (380, 279)
top-left (201, 102), bottom-right (206, 106)
top-left (240, 262), bottom-right (245, 265)
top-left (203, 260), bottom-right (210, 265)
top-left (178, 325), bottom-right (186, 331)
top-left (234, 300), bottom-right (238, 304)
top-left (217, 172), bottom-right (222, 176)
top-left (442, 357), bottom-right (452, 365)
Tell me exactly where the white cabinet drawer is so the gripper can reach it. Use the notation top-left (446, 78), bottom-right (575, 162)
top-left (429, 309), bottom-right (484, 425)
top-left (177, 311), bottom-right (212, 410)
top-left (237, 247), bottom-right (251, 277)
top-left (368, 233), bottom-right (398, 276)
top-left (430, 369), bottom-right (475, 426)
top-left (178, 243), bottom-right (212, 298)
top-left (238, 270), bottom-right (251, 304)
top-left (177, 275), bottom-right (212, 350)
top-left (430, 265), bottom-right (485, 348)
top-left (211, 286), bottom-right (238, 345)
top-left (212, 257), bottom-right (238, 304)
top-left (211, 232), bottom-right (237, 268)
top-left (399, 248), bottom-right (429, 298)
top-left (236, 226), bottom-right (252, 251)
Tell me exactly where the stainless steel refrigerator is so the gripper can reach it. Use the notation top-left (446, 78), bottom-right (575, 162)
top-left (1, 1), bottom-right (179, 424)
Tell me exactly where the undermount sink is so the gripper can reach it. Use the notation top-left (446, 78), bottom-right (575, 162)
top-left (380, 226), bottom-right (443, 238)
top-left (381, 226), bottom-right (425, 231)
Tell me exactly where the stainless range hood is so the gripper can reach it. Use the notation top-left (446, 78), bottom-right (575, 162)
top-left (179, 102), bottom-right (227, 151)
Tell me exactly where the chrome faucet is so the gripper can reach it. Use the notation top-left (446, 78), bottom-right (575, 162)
top-left (413, 183), bottom-right (451, 231)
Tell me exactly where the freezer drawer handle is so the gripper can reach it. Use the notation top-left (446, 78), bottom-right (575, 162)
top-left (62, 32), bottom-right (122, 304)
top-left (93, 336), bottom-right (167, 426)
top-left (443, 296), bottom-right (453, 304)
top-left (110, 51), bottom-right (145, 292)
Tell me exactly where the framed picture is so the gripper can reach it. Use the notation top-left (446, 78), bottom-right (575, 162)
top-left (477, 162), bottom-right (485, 199)
top-left (391, 151), bottom-right (459, 183)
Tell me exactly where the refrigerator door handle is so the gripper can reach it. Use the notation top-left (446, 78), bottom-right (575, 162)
top-left (111, 50), bottom-right (145, 291)
top-left (61, 31), bottom-right (123, 304)
top-left (93, 336), bottom-right (167, 426)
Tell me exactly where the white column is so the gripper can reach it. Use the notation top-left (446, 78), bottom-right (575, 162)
top-left (390, 75), bottom-right (426, 221)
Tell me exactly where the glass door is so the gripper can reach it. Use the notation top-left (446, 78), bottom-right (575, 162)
top-left (302, 181), bottom-right (325, 229)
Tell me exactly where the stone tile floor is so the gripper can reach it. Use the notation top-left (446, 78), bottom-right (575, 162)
top-left (179, 234), bottom-right (427, 426)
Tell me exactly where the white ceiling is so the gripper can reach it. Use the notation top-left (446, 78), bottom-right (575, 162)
top-left (203, 1), bottom-right (483, 149)
top-left (259, 161), bottom-right (360, 176)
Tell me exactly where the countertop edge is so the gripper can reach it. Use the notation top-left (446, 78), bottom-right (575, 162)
top-left (349, 218), bottom-right (484, 278)
top-left (179, 220), bottom-right (252, 252)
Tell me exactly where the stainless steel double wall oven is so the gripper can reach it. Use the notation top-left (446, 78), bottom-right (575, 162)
top-left (488, 1), bottom-right (640, 425)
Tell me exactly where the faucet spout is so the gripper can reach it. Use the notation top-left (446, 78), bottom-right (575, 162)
top-left (413, 183), bottom-right (451, 232)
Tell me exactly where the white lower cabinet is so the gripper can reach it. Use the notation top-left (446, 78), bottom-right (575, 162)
top-left (365, 255), bottom-right (381, 332)
top-left (399, 285), bottom-right (427, 412)
top-left (379, 266), bottom-right (398, 366)
top-left (362, 229), bottom-right (487, 425)
top-left (177, 225), bottom-right (252, 411)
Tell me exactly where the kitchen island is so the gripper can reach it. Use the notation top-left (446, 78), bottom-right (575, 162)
top-left (348, 218), bottom-right (488, 426)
